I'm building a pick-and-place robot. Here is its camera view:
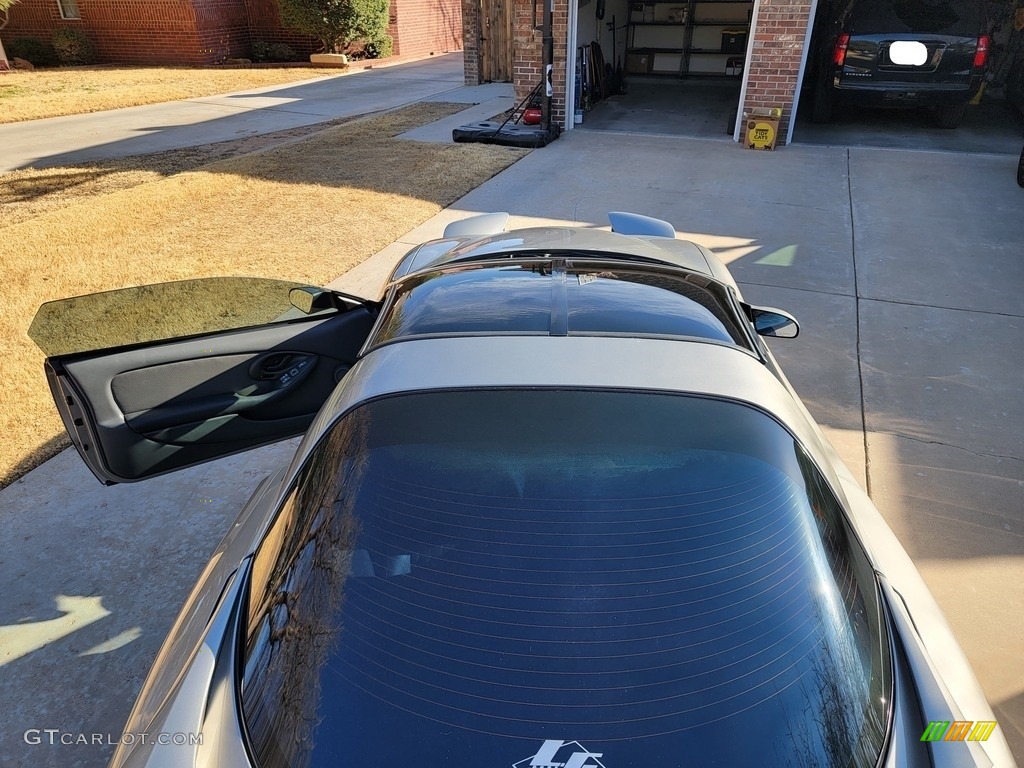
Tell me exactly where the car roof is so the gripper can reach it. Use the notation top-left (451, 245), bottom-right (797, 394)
top-left (281, 335), bottom-right (845, 499)
top-left (388, 225), bottom-right (734, 286)
top-left (365, 258), bottom-right (757, 354)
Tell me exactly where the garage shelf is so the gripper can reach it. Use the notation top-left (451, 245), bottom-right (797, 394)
top-left (626, 0), bottom-right (753, 78)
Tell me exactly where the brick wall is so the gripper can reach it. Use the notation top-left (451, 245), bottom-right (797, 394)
top-left (392, 0), bottom-right (462, 58)
top-left (194, 0), bottom-right (252, 60)
top-left (741, 0), bottom-right (814, 141)
top-left (462, 0), bottom-right (480, 83)
top-left (3, 0), bottom-right (460, 66)
top-left (512, 0), bottom-right (567, 125)
top-left (242, 0), bottom-right (318, 56)
top-left (4, 0), bottom-right (210, 65)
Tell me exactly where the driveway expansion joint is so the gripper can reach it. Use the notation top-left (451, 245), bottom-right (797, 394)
top-left (872, 431), bottom-right (1024, 464)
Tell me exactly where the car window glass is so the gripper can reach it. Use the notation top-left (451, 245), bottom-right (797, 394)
top-left (850, 0), bottom-right (979, 35)
top-left (242, 390), bottom-right (891, 768)
top-left (29, 277), bottom-right (338, 357)
top-left (369, 262), bottom-right (750, 349)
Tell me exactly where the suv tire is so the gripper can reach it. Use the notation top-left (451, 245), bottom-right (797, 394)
top-left (935, 105), bottom-right (966, 129)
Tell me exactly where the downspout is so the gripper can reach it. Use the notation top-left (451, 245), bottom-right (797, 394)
top-left (541, 0), bottom-right (554, 130)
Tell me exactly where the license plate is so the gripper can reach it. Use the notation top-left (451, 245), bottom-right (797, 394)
top-left (888, 40), bottom-right (928, 66)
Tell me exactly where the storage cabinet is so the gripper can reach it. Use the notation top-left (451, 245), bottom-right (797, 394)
top-left (625, 0), bottom-right (753, 77)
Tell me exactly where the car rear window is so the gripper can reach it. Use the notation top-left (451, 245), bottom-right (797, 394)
top-left (367, 261), bottom-right (752, 350)
top-left (242, 390), bottom-right (891, 768)
top-left (850, 0), bottom-right (981, 35)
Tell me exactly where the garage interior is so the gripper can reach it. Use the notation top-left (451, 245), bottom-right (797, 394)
top-left (572, 0), bottom-right (1024, 152)
top-left (792, 0), bottom-right (1024, 153)
top-left (572, 0), bottom-right (751, 137)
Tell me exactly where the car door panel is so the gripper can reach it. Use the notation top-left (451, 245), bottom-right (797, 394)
top-left (47, 307), bottom-right (376, 485)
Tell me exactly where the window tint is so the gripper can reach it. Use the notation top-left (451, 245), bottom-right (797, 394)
top-left (29, 277), bottom-right (338, 356)
top-left (850, 0), bottom-right (980, 35)
top-left (369, 262), bottom-right (749, 348)
top-left (243, 391), bottom-right (890, 768)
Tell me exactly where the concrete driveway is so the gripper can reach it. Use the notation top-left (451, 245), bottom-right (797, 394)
top-left (1, 128), bottom-right (1021, 766)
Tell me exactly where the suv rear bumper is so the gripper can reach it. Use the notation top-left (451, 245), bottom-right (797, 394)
top-left (833, 77), bottom-right (982, 108)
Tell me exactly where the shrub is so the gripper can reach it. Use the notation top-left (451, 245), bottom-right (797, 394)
top-left (268, 42), bottom-right (297, 61)
top-left (277, 0), bottom-right (390, 56)
top-left (8, 37), bottom-right (59, 66)
top-left (251, 41), bottom-right (272, 62)
top-left (52, 27), bottom-right (97, 65)
top-left (351, 0), bottom-right (391, 57)
top-left (251, 40), bottom-right (299, 63)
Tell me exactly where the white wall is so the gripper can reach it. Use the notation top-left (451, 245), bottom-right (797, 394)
top-left (575, 0), bottom-right (630, 66)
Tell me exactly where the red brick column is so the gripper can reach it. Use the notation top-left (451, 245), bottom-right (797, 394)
top-left (462, 0), bottom-right (481, 83)
top-left (512, 0), bottom-right (568, 126)
top-left (741, 0), bottom-right (814, 143)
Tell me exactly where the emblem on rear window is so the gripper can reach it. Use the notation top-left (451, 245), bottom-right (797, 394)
top-left (513, 740), bottom-right (606, 768)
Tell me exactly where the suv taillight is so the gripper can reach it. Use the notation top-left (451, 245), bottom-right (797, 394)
top-left (973, 35), bottom-right (990, 69)
top-left (833, 33), bottom-right (850, 67)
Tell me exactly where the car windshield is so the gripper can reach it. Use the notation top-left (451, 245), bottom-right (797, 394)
top-left (242, 390), bottom-right (891, 768)
top-left (850, 0), bottom-right (980, 35)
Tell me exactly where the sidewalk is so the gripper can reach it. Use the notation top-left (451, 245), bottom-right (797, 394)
top-left (1, 108), bottom-right (1022, 766)
top-left (0, 53), bottom-right (475, 171)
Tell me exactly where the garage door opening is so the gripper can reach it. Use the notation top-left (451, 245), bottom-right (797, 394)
top-left (570, 0), bottom-right (754, 138)
top-left (792, 0), bottom-right (1024, 153)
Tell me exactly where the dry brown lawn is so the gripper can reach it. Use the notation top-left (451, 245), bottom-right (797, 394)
top-left (0, 102), bottom-right (529, 487)
top-left (0, 66), bottom-right (344, 124)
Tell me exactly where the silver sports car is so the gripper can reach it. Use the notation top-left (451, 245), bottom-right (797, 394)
top-left (31, 213), bottom-right (1014, 768)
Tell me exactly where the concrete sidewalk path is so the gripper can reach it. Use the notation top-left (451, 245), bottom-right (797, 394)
top-left (0, 53), bottom-right (467, 172)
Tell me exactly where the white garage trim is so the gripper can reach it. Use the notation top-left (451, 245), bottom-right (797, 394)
top-left (566, 0), bottom-right (579, 132)
top-left (732, 0), bottom-right (762, 142)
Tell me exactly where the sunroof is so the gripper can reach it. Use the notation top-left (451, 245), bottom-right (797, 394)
top-left (368, 261), bottom-right (751, 349)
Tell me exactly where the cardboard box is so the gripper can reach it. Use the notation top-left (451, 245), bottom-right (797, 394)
top-left (744, 108), bottom-right (782, 150)
top-left (721, 29), bottom-right (748, 53)
top-left (626, 52), bottom-right (652, 74)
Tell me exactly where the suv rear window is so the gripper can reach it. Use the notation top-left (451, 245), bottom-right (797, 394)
top-left (241, 390), bottom-right (891, 768)
top-left (850, 0), bottom-right (981, 35)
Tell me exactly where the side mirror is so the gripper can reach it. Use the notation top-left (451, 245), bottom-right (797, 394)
top-left (289, 286), bottom-right (336, 315)
top-left (747, 305), bottom-right (800, 338)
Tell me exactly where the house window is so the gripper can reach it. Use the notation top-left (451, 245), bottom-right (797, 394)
top-left (57, 0), bottom-right (81, 19)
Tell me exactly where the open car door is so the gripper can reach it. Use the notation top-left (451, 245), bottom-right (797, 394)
top-left (29, 277), bottom-right (378, 485)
